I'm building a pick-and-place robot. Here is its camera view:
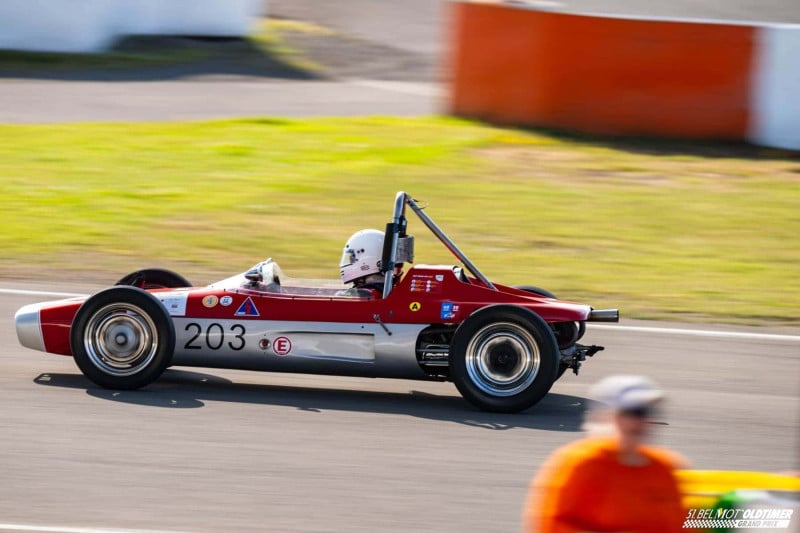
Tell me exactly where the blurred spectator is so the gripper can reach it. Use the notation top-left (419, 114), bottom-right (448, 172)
top-left (523, 375), bottom-right (687, 533)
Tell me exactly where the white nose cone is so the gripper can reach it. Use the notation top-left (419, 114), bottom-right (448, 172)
top-left (15, 303), bottom-right (45, 352)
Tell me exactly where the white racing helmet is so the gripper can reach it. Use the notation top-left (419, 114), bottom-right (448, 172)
top-left (340, 229), bottom-right (384, 284)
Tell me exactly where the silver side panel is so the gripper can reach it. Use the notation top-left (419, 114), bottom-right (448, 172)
top-left (15, 303), bottom-right (45, 352)
top-left (170, 319), bottom-right (432, 380)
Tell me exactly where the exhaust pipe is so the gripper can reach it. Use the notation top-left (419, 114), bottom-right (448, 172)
top-left (588, 309), bottom-right (619, 322)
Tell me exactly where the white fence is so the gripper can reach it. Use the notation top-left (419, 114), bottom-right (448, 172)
top-left (0, 0), bottom-right (265, 53)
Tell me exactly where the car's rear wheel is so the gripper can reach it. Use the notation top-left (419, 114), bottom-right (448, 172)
top-left (70, 286), bottom-right (175, 389)
top-left (115, 268), bottom-right (191, 289)
top-left (514, 285), bottom-right (557, 299)
top-left (450, 305), bottom-right (559, 413)
top-left (515, 285), bottom-right (584, 380)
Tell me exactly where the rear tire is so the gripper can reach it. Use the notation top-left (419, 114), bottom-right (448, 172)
top-left (70, 286), bottom-right (175, 389)
top-left (517, 286), bottom-right (587, 381)
top-left (115, 268), bottom-right (191, 289)
top-left (450, 305), bottom-right (559, 413)
top-left (514, 285), bottom-right (557, 299)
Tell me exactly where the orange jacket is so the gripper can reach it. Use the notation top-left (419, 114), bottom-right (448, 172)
top-left (524, 436), bottom-right (686, 533)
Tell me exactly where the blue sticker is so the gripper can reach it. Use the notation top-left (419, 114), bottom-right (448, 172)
top-left (440, 302), bottom-right (454, 320)
top-left (235, 296), bottom-right (260, 317)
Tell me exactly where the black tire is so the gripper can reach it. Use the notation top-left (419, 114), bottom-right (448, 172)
top-left (515, 286), bottom-right (588, 341)
top-left (115, 268), bottom-right (192, 289)
top-left (450, 305), bottom-right (560, 413)
top-left (70, 286), bottom-right (175, 389)
top-left (514, 285), bottom-right (557, 299)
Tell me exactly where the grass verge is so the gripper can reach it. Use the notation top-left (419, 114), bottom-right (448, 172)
top-left (0, 41), bottom-right (210, 72)
top-left (0, 117), bottom-right (797, 325)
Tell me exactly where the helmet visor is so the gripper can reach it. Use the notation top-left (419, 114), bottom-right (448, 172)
top-left (340, 248), bottom-right (356, 268)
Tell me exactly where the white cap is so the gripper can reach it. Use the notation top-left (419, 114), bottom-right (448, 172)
top-left (589, 375), bottom-right (664, 411)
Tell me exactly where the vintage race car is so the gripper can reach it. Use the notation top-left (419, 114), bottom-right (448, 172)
top-left (15, 191), bottom-right (618, 412)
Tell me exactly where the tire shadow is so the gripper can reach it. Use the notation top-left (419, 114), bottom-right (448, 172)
top-left (33, 368), bottom-right (587, 431)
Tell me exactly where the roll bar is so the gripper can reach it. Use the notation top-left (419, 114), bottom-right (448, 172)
top-left (382, 192), bottom-right (497, 298)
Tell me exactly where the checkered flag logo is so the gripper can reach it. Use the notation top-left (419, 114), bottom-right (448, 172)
top-left (683, 519), bottom-right (739, 528)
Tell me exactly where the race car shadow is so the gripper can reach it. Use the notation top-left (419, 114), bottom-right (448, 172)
top-left (33, 369), bottom-right (587, 431)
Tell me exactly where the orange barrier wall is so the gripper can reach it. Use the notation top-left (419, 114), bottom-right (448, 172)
top-left (449, 2), bottom-right (755, 139)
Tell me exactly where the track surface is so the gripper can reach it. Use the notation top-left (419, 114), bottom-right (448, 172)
top-left (0, 79), bottom-right (439, 123)
top-left (2, 2), bottom-right (799, 531)
top-left (1, 284), bottom-right (797, 532)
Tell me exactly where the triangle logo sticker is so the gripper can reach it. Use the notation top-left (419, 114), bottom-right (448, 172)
top-left (234, 296), bottom-right (260, 317)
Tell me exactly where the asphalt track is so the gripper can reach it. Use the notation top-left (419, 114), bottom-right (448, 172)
top-left (1, 2), bottom-right (798, 532)
top-left (0, 79), bottom-right (440, 123)
top-left (0, 283), bottom-right (797, 532)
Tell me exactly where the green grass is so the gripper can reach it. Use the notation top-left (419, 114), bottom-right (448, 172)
top-left (0, 117), bottom-right (798, 325)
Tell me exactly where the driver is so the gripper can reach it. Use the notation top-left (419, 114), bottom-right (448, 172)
top-left (337, 229), bottom-right (386, 298)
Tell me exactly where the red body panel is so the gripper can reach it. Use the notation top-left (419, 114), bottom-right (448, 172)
top-left (35, 265), bottom-right (590, 357)
top-left (39, 301), bottom-right (82, 355)
top-left (164, 266), bottom-right (589, 326)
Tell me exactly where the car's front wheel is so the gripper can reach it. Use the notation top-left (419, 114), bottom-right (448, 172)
top-left (70, 286), bottom-right (175, 389)
top-left (450, 305), bottom-right (559, 413)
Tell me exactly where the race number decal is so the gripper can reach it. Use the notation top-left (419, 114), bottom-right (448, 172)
top-left (184, 322), bottom-right (246, 351)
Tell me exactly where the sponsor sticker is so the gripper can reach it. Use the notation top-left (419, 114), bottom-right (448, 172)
top-left (410, 274), bottom-right (442, 294)
top-left (220, 295), bottom-right (233, 307)
top-left (202, 295), bottom-right (219, 308)
top-left (157, 292), bottom-right (188, 316)
top-left (409, 302), bottom-right (421, 312)
top-left (272, 336), bottom-right (292, 356)
top-left (235, 296), bottom-right (260, 317)
top-left (440, 302), bottom-right (460, 320)
top-left (683, 507), bottom-right (793, 529)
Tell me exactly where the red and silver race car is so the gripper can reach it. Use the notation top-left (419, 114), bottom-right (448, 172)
top-left (15, 192), bottom-right (618, 412)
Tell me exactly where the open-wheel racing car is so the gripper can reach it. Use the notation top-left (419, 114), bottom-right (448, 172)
top-left (15, 192), bottom-right (618, 412)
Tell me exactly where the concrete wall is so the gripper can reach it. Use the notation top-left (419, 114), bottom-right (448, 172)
top-left (448, 2), bottom-right (800, 150)
top-left (0, 0), bottom-right (265, 53)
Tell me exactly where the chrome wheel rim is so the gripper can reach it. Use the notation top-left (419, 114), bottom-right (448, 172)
top-left (465, 322), bottom-right (540, 397)
top-left (83, 303), bottom-right (158, 376)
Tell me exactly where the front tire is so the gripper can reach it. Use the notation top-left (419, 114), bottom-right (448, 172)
top-left (450, 305), bottom-right (560, 413)
top-left (70, 286), bottom-right (175, 389)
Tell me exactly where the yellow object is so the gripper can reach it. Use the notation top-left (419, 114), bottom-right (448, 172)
top-left (678, 470), bottom-right (800, 509)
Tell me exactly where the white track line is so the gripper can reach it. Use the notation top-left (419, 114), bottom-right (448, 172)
top-left (0, 524), bottom-right (188, 533)
top-left (0, 288), bottom-right (87, 298)
top-left (347, 79), bottom-right (442, 97)
top-left (2, 287), bottom-right (797, 342)
top-left (588, 324), bottom-right (800, 342)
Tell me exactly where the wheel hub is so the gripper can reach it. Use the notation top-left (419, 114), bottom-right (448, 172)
top-left (84, 303), bottom-right (159, 376)
top-left (487, 340), bottom-right (521, 377)
top-left (465, 322), bottom-right (541, 397)
top-left (108, 324), bottom-right (135, 353)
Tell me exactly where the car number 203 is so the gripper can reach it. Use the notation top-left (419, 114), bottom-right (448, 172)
top-left (184, 322), bottom-right (246, 351)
